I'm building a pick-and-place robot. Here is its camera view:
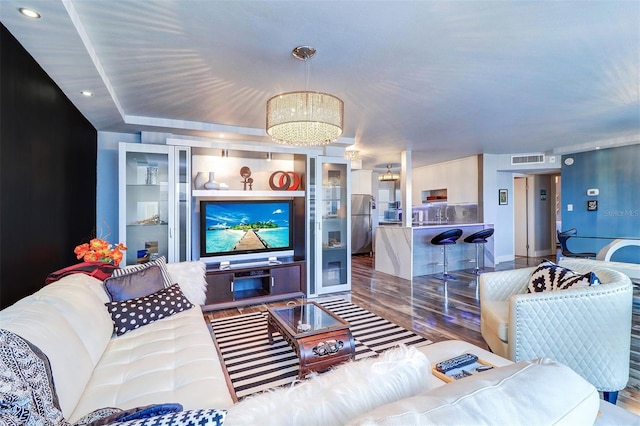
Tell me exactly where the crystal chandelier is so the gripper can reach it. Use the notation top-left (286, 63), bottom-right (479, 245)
top-left (266, 46), bottom-right (344, 146)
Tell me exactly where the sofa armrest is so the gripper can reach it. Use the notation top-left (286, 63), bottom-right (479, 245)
top-left (348, 358), bottom-right (600, 426)
top-left (479, 267), bottom-right (535, 302)
top-left (508, 282), bottom-right (633, 391)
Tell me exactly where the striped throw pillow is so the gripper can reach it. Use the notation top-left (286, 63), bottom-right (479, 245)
top-left (112, 256), bottom-right (173, 289)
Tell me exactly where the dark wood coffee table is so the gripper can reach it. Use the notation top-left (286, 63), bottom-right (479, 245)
top-left (267, 302), bottom-right (355, 378)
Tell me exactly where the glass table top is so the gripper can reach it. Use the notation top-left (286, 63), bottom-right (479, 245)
top-left (269, 302), bottom-right (347, 336)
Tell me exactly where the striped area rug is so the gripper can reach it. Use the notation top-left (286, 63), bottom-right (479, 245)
top-left (210, 298), bottom-right (431, 399)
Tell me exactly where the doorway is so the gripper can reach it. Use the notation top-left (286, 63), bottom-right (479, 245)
top-left (513, 174), bottom-right (558, 259)
top-left (554, 175), bottom-right (561, 247)
top-left (514, 177), bottom-right (529, 257)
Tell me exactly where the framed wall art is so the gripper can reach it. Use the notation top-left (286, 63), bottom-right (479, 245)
top-left (499, 189), bottom-right (508, 205)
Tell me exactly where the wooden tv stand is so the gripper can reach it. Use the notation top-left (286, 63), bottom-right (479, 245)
top-left (202, 259), bottom-right (306, 311)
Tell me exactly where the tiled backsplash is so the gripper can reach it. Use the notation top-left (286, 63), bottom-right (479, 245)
top-left (412, 203), bottom-right (478, 225)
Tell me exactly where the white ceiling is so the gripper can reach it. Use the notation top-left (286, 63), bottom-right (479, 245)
top-left (2, 1), bottom-right (639, 170)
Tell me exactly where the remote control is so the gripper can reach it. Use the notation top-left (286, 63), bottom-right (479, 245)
top-left (435, 353), bottom-right (479, 373)
top-left (475, 365), bottom-right (494, 372)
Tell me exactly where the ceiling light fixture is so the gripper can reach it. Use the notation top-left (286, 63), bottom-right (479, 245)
top-left (18, 7), bottom-right (41, 19)
top-left (80, 90), bottom-right (93, 97)
top-left (344, 150), bottom-right (360, 160)
top-left (266, 46), bottom-right (343, 146)
top-left (378, 164), bottom-right (400, 182)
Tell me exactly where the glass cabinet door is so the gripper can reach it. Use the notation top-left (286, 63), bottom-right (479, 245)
top-left (119, 143), bottom-right (175, 266)
top-left (316, 159), bottom-right (351, 294)
top-left (175, 146), bottom-right (191, 262)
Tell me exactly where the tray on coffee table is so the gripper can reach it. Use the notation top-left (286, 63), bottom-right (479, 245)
top-left (432, 353), bottom-right (496, 382)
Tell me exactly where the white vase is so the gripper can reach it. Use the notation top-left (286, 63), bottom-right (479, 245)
top-left (204, 172), bottom-right (220, 190)
top-left (194, 172), bottom-right (207, 190)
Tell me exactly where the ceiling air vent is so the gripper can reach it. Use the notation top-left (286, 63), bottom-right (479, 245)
top-left (511, 154), bottom-right (545, 165)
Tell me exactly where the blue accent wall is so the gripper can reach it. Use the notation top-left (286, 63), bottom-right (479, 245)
top-left (561, 144), bottom-right (640, 263)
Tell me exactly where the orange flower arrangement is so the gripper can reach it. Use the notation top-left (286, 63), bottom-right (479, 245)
top-left (74, 238), bottom-right (127, 266)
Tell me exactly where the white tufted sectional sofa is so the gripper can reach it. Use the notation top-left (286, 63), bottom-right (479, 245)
top-left (0, 264), bottom-right (233, 423)
top-left (1, 261), bottom-right (638, 425)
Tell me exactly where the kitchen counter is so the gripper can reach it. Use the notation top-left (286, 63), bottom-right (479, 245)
top-left (411, 222), bottom-right (487, 228)
top-left (377, 221), bottom-right (487, 228)
top-left (375, 223), bottom-right (494, 279)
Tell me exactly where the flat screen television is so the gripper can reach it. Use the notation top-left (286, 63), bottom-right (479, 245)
top-left (200, 199), bottom-right (294, 261)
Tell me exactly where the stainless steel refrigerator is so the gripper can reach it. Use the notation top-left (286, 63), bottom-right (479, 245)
top-left (351, 194), bottom-right (374, 255)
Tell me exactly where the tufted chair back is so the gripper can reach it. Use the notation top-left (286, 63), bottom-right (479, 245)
top-left (479, 260), bottom-right (632, 403)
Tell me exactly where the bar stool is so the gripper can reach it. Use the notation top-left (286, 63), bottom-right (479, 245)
top-left (430, 228), bottom-right (463, 280)
top-left (463, 228), bottom-right (494, 274)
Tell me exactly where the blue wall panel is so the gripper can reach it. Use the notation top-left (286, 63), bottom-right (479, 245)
top-left (561, 144), bottom-right (640, 263)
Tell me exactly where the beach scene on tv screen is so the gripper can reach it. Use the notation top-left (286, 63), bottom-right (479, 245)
top-left (204, 202), bottom-right (290, 254)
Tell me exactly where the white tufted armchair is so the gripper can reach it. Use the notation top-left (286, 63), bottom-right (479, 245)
top-left (479, 259), bottom-right (633, 404)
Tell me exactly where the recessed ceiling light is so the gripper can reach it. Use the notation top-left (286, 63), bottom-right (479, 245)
top-left (18, 8), bottom-right (41, 19)
top-left (80, 90), bottom-right (93, 97)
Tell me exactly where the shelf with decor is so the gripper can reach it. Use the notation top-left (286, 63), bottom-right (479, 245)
top-left (189, 147), bottom-right (306, 195)
top-left (126, 223), bottom-right (168, 228)
top-left (192, 190), bottom-right (305, 198)
top-left (421, 188), bottom-right (448, 204)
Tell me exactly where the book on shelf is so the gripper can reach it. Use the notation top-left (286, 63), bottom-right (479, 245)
top-left (432, 355), bottom-right (496, 382)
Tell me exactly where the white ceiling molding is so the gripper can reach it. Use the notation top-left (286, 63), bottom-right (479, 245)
top-left (62, 0), bottom-right (125, 119)
top-left (2, 0), bottom-right (638, 168)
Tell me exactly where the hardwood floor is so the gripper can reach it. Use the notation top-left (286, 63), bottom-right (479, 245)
top-left (350, 254), bottom-right (489, 349)
top-left (205, 254), bottom-right (640, 415)
top-left (349, 253), bottom-right (640, 415)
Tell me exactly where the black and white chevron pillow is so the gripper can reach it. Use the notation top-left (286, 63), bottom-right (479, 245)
top-left (115, 409), bottom-right (226, 426)
top-left (527, 260), bottom-right (600, 293)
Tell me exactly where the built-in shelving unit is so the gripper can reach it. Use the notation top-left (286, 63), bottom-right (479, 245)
top-left (167, 141), bottom-right (311, 308)
top-left (313, 159), bottom-right (351, 295)
top-left (115, 137), bottom-right (353, 306)
top-left (119, 143), bottom-right (192, 266)
top-left (421, 188), bottom-right (448, 203)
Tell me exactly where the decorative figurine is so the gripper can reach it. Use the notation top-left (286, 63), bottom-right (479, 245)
top-left (240, 166), bottom-right (253, 190)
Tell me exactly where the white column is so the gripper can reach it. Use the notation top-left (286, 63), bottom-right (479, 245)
top-left (401, 150), bottom-right (412, 227)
